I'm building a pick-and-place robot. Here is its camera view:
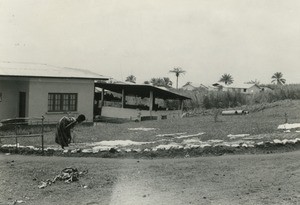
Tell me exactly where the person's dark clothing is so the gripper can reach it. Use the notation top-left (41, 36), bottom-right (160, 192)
top-left (55, 116), bottom-right (77, 149)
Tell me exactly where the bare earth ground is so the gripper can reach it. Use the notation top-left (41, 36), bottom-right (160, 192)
top-left (0, 151), bottom-right (300, 205)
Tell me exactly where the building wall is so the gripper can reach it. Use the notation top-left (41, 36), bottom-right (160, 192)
top-left (0, 77), bottom-right (29, 120)
top-left (224, 85), bottom-right (261, 94)
top-left (28, 78), bottom-right (95, 123)
top-left (246, 85), bottom-right (261, 94)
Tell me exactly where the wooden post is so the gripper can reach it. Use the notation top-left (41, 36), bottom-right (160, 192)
top-left (41, 116), bottom-right (44, 155)
top-left (15, 123), bottom-right (18, 152)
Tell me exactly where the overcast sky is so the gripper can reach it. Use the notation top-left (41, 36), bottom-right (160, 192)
top-left (1, 0), bottom-right (300, 87)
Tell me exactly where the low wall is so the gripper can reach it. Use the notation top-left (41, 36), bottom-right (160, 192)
top-left (101, 106), bottom-right (182, 121)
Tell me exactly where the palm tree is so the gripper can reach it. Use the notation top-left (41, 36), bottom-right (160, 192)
top-left (219, 73), bottom-right (234, 85)
top-left (271, 72), bottom-right (286, 85)
top-left (169, 67), bottom-right (186, 89)
top-left (125, 75), bottom-right (136, 83)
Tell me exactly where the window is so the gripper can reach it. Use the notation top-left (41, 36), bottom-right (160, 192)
top-left (48, 93), bottom-right (77, 112)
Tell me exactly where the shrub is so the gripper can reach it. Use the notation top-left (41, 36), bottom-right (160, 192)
top-left (180, 84), bottom-right (300, 110)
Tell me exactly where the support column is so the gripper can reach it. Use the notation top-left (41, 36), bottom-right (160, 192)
top-left (122, 89), bottom-right (125, 108)
top-left (149, 90), bottom-right (154, 116)
top-left (180, 99), bottom-right (184, 112)
top-left (101, 88), bottom-right (104, 106)
top-left (93, 84), bottom-right (96, 120)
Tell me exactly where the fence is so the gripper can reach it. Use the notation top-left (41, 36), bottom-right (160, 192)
top-left (0, 116), bottom-right (45, 154)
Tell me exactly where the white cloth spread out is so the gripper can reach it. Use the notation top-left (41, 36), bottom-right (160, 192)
top-left (128, 128), bottom-right (156, 131)
top-left (277, 123), bottom-right (300, 130)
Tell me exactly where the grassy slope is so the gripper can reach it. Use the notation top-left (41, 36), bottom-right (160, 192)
top-left (1, 100), bottom-right (300, 148)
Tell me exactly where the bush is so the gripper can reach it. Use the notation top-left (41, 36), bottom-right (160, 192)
top-left (199, 91), bottom-right (246, 109)
top-left (180, 84), bottom-right (300, 110)
top-left (250, 84), bottom-right (300, 104)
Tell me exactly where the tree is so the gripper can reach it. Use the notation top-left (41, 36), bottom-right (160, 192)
top-left (169, 67), bottom-right (186, 89)
top-left (125, 75), bottom-right (136, 83)
top-left (219, 73), bottom-right (234, 85)
top-left (271, 72), bottom-right (286, 85)
top-left (150, 77), bottom-right (173, 88)
top-left (150, 78), bottom-right (163, 87)
top-left (163, 77), bottom-right (173, 87)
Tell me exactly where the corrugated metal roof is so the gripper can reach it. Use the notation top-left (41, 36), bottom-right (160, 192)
top-left (95, 82), bottom-right (191, 100)
top-left (0, 61), bottom-right (110, 80)
top-left (182, 82), bottom-right (208, 90)
top-left (212, 82), bottom-right (260, 89)
top-left (225, 83), bottom-right (260, 89)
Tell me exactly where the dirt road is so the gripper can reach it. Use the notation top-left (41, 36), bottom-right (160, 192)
top-left (1, 151), bottom-right (300, 205)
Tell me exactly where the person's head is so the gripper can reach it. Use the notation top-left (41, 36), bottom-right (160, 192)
top-left (76, 114), bottom-right (86, 123)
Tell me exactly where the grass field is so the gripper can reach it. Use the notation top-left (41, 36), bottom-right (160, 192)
top-left (1, 100), bottom-right (300, 145)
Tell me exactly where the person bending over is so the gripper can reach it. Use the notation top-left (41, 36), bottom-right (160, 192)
top-left (55, 114), bottom-right (86, 149)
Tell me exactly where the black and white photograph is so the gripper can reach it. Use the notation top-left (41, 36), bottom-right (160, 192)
top-left (0, 0), bottom-right (300, 204)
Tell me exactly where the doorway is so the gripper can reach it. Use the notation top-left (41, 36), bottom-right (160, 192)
top-left (19, 92), bottom-right (26, 118)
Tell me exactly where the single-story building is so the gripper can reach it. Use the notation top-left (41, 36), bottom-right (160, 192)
top-left (181, 82), bottom-right (208, 91)
top-left (0, 62), bottom-right (109, 123)
top-left (260, 86), bottom-right (273, 92)
top-left (95, 82), bottom-right (191, 121)
top-left (211, 83), bottom-right (261, 94)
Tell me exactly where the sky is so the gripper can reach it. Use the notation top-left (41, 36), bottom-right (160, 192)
top-left (1, 0), bottom-right (300, 87)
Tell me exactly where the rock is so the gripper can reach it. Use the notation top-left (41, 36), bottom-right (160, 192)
top-left (82, 149), bottom-right (93, 153)
top-left (273, 139), bottom-right (282, 144)
top-left (38, 181), bottom-right (47, 189)
top-left (71, 149), bottom-right (81, 153)
top-left (109, 148), bottom-right (118, 153)
top-left (14, 200), bottom-right (25, 204)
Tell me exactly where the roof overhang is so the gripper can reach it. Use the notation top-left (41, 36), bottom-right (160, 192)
top-left (0, 75), bottom-right (109, 81)
top-left (95, 83), bottom-right (191, 100)
top-left (0, 62), bottom-right (110, 80)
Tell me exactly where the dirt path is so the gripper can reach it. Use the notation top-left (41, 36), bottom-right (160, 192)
top-left (108, 160), bottom-right (187, 205)
top-left (109, 152), bottom-right (300, 205)
top-left (1, 151), bottom-right (300, 205)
